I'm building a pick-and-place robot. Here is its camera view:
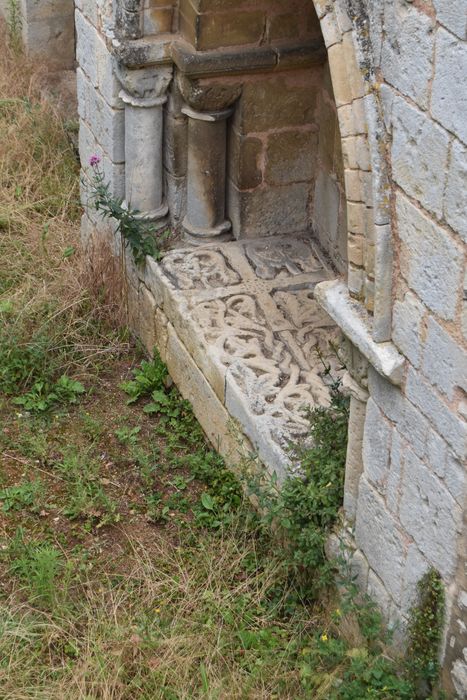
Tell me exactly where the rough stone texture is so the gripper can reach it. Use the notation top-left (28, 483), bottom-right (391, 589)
top-left (355, 478), bottom-right (406, 601)
top-left (392, 292), bottom-right (425, 368)
top-left (406, 367), bottom-right (467, 461)
top-left (433, 0), bottom-right (467, 40)
top-left (396, 193), bottom-right (463, 321)
top-left (431, 29), bottom-right (467, 145)
top-left (399, 447), bottom-right (462, 576)
top-left (392, 97), bottom-right (450, 219)
top-left (422, 316), bottom-right (467, 401)
top-left (362, 398), bottom-right (392, 496)
top-left (381, 1), bottom-right (434, 109)
top-left (444, 139), bottom-right (467, 243)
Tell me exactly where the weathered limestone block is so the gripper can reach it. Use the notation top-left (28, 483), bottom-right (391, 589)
top-left (15, 0), bottom-right (75, 69)
top-left (396, 193), bottom-right (463, 321)
top-left (381, 0), bottom-right (434, 109)
top-left (342, 372), bottom-right (368, 521)
top-left (444, 139), bottom-right (467, 243)
top-left (228, 129), bottom-right (263, 190)
top-left (368, 367), bottom-right (430, 460)
top-left (228, 182), bottom-right (311, 240)
top-left (362, 398), bottom-right (392, 497)
top-left (399, 447), bottom-right (462, 576)
top-left (433, 0), bottom-right (467, 40)
top-left (431, 28), bottom-right (467, 145)
top-left (265, 130), bottom-right (318, 186)
top-left (392, 291), bottom-right (425, 368)
top-left (355, 478), bottom-right (406, 601)
top-left (406, 367), bottom-right (467, 461)
top-left (422, 317), bottom-right (467, 401)
top-left (392, 97), bottom-right (449, 219)
top-left (233, 74), bottom-right (317, 133)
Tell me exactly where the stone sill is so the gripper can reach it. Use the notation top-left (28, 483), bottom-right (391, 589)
top-left (314, 280), bottom-right (405, 386)
top-left (108, 31), bottom-right (325, 74)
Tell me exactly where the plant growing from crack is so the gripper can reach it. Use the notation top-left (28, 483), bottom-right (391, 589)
top-left (87, 155), bottom-right (168, 265)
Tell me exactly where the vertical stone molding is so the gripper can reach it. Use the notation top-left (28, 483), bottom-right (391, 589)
top-left (119, 89), bottom-right (169, 222)
top-left (181, 105), bottom-right (234, 244)
top-left (342, 371), bottom-right (369, 521)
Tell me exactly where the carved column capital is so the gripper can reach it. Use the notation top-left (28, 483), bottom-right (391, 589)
top-left (116, 63), bottom-right (173, 102)
top-left (177, 74), bottom-right (241, 113)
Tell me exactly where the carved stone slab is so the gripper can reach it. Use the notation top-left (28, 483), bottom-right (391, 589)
top-left (155, 235), bottom-right (342, 477)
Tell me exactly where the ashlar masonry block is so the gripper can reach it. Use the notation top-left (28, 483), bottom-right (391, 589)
top-left (355, 478), bottom-right (406, 601)
top-left (432, 29), bottom-right (467, 145)
top-left (399, 447), bottom-right (462, 576)
top-left (392, 97), bottom-right (450, 219)
top-left (396, 193), bottom-right (463, 321)
top-left (381, 1), bottom-right (434, 109)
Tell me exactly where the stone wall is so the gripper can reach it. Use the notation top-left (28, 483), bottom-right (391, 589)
top-left (75, 0), bottom-right (467, 696)
top-left (317, 1), bottom-right (466, 696)
top-left (0, 0), bottom-right (75, 68)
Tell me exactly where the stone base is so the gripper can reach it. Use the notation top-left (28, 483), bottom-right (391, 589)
top-left (130, 233), bottom-right (342, 479)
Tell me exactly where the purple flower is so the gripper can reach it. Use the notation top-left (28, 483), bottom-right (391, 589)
top-left (89, 154), bottom-right (101, 167)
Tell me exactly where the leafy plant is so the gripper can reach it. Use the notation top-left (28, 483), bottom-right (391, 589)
top-left (57, 450), bottom-right (120, 528)
top-left (4, 529), bottom-right (64, 607)
top-left (87, 158), bottom-right (168, 264)
top-left (252, 377), bottom-right (349, 592)
top-left (115, 425), bottom-right (141, 445)
top-left (406, 569), bottom-right (445, 697)
top-left (13, 375), bottom-right (85, 413)
top-left (120, 354), bottom-right (169, 403)
top-left (0, 479), bottom-right (44, 513)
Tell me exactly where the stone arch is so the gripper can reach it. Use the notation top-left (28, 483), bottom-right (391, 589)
top-left (312, 0), bottom-right (393, 342)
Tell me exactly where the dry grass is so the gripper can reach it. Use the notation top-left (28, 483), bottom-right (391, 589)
top-left (0, 522), bottom-right (320, 700)
top-left (0, 23), bottom-right (128, 392)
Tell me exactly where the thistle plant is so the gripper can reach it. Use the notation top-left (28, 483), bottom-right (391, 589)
top-left (87, 155), bottom-right (166, 265)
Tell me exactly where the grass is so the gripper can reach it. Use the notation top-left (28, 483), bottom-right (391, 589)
top-left (0, 22), bottom-right (420, 699)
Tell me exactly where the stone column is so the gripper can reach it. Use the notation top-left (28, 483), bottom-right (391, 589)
top-left (181, 105), bottom-right (233, 243)
top-left (120, 90), bottom-right (168, 222)
top-left (117, 65), bottom-right (172, 224)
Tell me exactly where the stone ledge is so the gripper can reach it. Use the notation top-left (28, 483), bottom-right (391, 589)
top-left (107, 31), bottom-right (325, 74)
top-left (314, 280), bottom-right (405, 385)
top-left (172, 38), bottom-right (326, 77)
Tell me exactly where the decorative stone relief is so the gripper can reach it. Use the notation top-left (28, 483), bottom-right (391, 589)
top-left (155, 235), bottom-right (342, 474)
top-left (160, 250), bottom-right (241, 290)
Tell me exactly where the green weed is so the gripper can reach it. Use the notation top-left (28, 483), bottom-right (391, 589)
top-left (115, 425), bottom-right (141, 445)
top-left (406, 569), bottom-right (445, 697)
top-left (0, 479), bottom-right (44, 513)
top-left (57, 450), bottom-right (120, 528)
top-left (88, 161), bottom-right (169, 265)
top-left (3, 528), bottom-right (64, 608)
top-left (251, 376), bottom-right (350, 593)
top-left (13, 375), bottom-right (85, 413)
top-left (120, 353), bottom-right (169, 403)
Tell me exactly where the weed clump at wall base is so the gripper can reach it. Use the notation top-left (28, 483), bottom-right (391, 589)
top-left (253, 377), bottom-right (350, 594)
top-left (406, 569), bottom-right (445, 697)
